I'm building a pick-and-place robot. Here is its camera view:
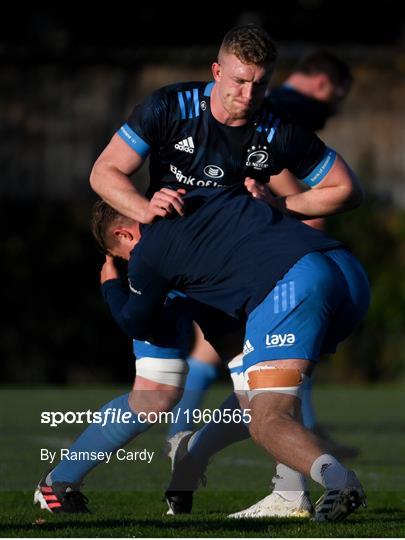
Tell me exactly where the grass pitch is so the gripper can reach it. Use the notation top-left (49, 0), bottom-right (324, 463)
top-left (1, 384), bottom-right (404, 537)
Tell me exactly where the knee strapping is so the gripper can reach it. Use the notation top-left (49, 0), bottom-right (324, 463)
top-left (136, 357), bottom-right (189, 388)
top-left (228, 353), bottom-right (244, 393)
top-left (246, 366), bottom-right (305, 400)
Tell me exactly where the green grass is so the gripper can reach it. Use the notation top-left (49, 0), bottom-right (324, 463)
top-left (1, 384), bottom-right (404, 537)
top-left (1, 490), bottom-right (405, 537)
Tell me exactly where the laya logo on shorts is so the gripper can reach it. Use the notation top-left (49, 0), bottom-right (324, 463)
top-left (265, 333), bottom-right (296, 347)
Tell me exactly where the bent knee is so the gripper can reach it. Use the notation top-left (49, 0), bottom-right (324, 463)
top-left (129, 384), bottom-right (183, 416)
top-left (249, 407), bottom-right (293, 443)
top-left (130, 355), bottom-right (188, 415)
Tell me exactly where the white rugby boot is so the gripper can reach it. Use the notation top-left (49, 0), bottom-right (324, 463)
top-left (228, 490), bottom-right (313, 519)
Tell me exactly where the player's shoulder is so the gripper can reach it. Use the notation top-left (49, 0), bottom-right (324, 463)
top-left (149, 81), bottom-right (210, 123)
top-left (144, 81), bottom-right (210, 119)
top-left (150, 81), bottom-right (209, 102)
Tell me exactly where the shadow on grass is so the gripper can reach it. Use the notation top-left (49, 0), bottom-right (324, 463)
top-left (2, 513), bottom-right (405, 536)
top-left (0, 517), bottom-right (328, 534)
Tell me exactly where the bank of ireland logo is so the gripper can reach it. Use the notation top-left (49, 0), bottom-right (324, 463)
top-left (246, 145), bottom-right (269, 170)
top-left (204, 165), bottom-right (224, 179)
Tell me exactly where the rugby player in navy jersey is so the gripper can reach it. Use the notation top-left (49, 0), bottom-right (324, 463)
top-left (160, 50), bottom-right (354, 453)
top-left (169, 50), bottom-right (358, 519)
top-left (89, 186), bottom-right (369, 523)
top-left (89, 26), bottom-right (361, 220)
top-left (34, 25), bottom-right (363, 517)
top-left (163, 50), bottom-right (354, 450)
top-left (172, 48), bottom-right (355, 441)
top-left (89, 24), bottom-right (361, 491)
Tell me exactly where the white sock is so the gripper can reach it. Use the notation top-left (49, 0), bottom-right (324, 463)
top-left (272, 463), bottom-right (307, 501)
top-left (310, 453), bottom-right (348, 490)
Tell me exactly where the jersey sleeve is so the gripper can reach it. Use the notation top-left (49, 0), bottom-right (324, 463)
top-left (117, 88), bottom-right (169, 158)
top-left (101, 255), bottom-right (170, 341)
top-left (272, 123), bottom-right (336, 185)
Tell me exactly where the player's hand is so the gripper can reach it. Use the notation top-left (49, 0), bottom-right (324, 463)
top-left (142, 188), bottom-right (186, 224)
top-left (244, 178), bottom-right (278, 206)
top-left (100, 255), bottom-right (119, 284)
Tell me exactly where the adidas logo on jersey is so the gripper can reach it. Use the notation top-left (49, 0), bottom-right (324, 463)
top-left (175, 136), bottom-right (195, 154)
top-left (243, 339), bottom-right (255, 355)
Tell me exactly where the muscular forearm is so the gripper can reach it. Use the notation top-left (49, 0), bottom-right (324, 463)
top-left (90, 162), bottom-right (149, 222)
top-left (269, 156), bottom-right (364, 219)
top-left (274, 183), bottom-right (361, 219)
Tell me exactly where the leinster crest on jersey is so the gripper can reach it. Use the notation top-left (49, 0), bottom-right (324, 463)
top-left (245, 145), bottom-right (269, 171)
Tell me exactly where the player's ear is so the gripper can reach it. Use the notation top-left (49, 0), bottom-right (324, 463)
top-left (212, 62), bottom-right (221, 82)
top-left (315, 73), bottom-right (332, 99)
top-left (113, 227), bottom-right (133, 242)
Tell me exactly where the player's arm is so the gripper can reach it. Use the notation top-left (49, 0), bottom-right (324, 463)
top-left (90, 90), bottom-right (185, 224)
top-left (246, 169), bottom-right (325, 229)
top-left (90, 133), bottom-right (149, 222)
top-left (268, 150), bottom-right (364, 219)
top-left (246, 124), bottom-right (363, 220)
top-left (100, 255), bottom-right (168, 340)
top-left (90, 134), bottom-right (185, 224)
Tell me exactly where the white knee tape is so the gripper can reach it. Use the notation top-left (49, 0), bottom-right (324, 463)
top-left (245, 365), bottom-right (306, 401)
top-left (136, 357), bottom-right (189, 388)
top-left (227, 353), bottom-right (246, 393)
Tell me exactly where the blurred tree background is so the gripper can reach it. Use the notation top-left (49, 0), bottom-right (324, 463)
top-left (1, 2), bottom-right (404, 383)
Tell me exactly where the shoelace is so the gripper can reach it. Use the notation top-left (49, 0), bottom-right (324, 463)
top-left (62, 490), bottom-right (89, 512)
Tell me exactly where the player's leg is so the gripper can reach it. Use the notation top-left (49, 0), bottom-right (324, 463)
top-left (165, 351), bottom-right (310, 518)
top-left (167, 324), bottom-right (220, 437)
top-left (166, 306), bottom-right (246, 454)
top-left (247, 360), bottom-right (324, 471)
top-left (246, 360), bottom-right (365, 522)
top-left (181, 354), bottom-right (251, 461)
top-left (165, 355), bottom-right (250, 493)
top-left (34, 295), bottom-right (193, 514)
top-left (166, 250), bottom-right (369, 519)
top-left (34, 351), bottom-right (188, 514)
top-left (164, 324), bottom-right (250, 514)
top-left (236, 250), bottom-right (368, 521)
top-left (165, 338), bottom-right (309, 517)
top-left (229, 248), bottom-right (370, 519)
top-left (167, 303), bottom-right (249, 439)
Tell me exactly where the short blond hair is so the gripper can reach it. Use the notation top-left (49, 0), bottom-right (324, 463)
top-left (219, 24), bottom-right (277, 65)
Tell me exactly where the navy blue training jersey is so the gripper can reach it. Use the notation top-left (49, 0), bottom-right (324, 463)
top-left (117, 81), bottom-right (336, 197)
top-left (101, 185), bottom-right (342, 340)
